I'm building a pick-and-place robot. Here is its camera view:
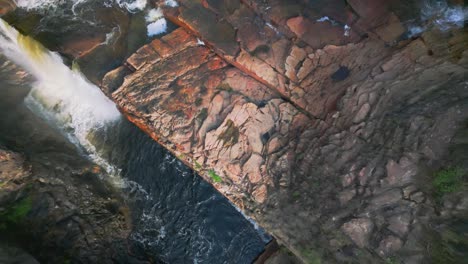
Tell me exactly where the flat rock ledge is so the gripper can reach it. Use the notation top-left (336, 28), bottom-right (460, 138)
top-left (100, 0), bottom-right (468, 262)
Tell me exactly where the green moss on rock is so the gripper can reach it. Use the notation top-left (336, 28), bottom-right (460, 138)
top-left (0, 196), bottom-right (32, 229)
top-left (208, 169), bottom-right (222, 183)
top-left (432, 167), bottom-right (465, 198)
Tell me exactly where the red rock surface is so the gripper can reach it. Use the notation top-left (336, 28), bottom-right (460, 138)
top-left (103, 1), bottom-right (468, 262)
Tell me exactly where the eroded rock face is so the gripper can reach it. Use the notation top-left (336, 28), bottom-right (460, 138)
top-left (101, 0), bottom-right (468, 262)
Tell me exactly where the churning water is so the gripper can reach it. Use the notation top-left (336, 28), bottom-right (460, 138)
top-left (0, 19), bottom-right (123, 178)
top-left (0, 14), bottom-right (270, 263)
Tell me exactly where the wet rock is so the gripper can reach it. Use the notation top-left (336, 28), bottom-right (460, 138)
top-left (0, 243), bottom-right (39, 264)
top-left (455, 194), bottom-right (468, 211)
top-left (0, 140), bottom-right (135, 263)
top-left (101, 66), bottom-right (132, 97)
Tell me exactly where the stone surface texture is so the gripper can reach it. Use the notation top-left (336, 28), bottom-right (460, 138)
top-left (98, 0), bottom-right (468, 262)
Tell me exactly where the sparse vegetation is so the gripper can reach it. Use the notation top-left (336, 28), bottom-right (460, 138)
top-left (428, 229), bottom-right (468, 264)
top-left (292, 191), bottom-right (301, 200)
top-left (0, 196), bottom-right (32, 230)
top-left (432, 167), bottom-right (465, 198)
top-left (208, 169), bottom-right (222, 183)
top-left (194, 160), bottom-right (202, 170)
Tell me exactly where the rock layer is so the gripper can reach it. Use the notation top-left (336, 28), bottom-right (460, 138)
top-left (100, 0), bottom-right (468, 262)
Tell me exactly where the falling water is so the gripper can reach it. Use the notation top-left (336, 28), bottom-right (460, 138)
top-left (0, 19), bottom-right (122, 179)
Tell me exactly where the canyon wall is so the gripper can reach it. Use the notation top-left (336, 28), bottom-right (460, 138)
top-left (11, 0), bottom-right (463, 262)
top-left (100, 0), bottom-right (468, 262)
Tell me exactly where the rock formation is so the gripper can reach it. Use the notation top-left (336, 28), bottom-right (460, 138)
top-left (1, 0), bottom-right (466, 262)
top-left (0, 56), bottom-right (148, 264)
top-left (99, 0), bottom-right (468, 262)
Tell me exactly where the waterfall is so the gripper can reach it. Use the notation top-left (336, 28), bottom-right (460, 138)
top-left (0, 19), bottom-right (123, 181)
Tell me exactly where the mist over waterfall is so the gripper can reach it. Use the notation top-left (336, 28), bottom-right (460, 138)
top-left (0, 19), bottom-right (121, 175)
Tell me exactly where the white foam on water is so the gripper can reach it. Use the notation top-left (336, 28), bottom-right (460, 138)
top-left (164, 0), bottom-right (178, 7)
top-left (145, 8), bottom-right (167, 37)
top-left (343, 24), bottom-right (351, 37)
top-left (115, 0), bottom-right (147, 11)
top-left (316, 16), bottom-right (330, 22)
top-left (147, 19), bottom-right (167, 37)
top-left (15, 0), bottom-right (148, 12)
top-left (0, 19), bottom-right (124, 185)
top-left (196, 38), bottom-right (205, 46)
top-left (409, 0), bottom-right (467, 36)
top-left (145, 7), bottom-right (164, 22)
top-left (71, 0), bottom-right (90, 15)
top-left (15, 0), bottom-right (61, 9)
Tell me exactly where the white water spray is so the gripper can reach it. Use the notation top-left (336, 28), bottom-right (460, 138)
top-left (145, 8), bottom-right (167, 37)
top-left (407, 0), bottom-right (467, 37)
top-left (14, 0), bottom-right (148, 12)
top-left (0, 19), bottom-right (123, 182)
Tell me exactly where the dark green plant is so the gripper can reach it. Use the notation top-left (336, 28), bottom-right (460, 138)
top-left (0, 196), bottom-right (32, 230)
top-left (432, 167), bottom-right (465, 198)
top-left (424, 223), bottom-right (468, 264)
top-left (195, 97), bottom-right (203, 106)
top-left (292, 191), bottom-right (301, 200)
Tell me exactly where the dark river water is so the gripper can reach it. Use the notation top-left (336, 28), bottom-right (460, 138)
top-left (94, 119), bottom-right (270, 264)
top-left (0, 1), bottom-right (271, 261)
